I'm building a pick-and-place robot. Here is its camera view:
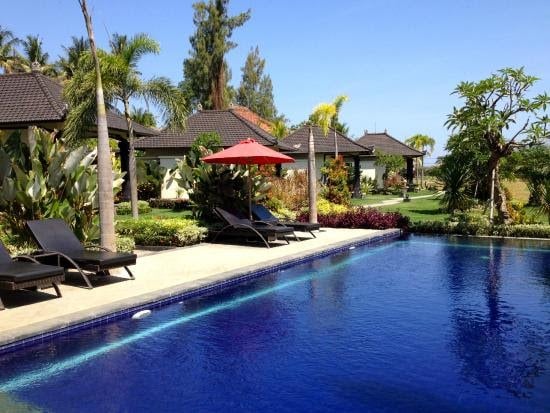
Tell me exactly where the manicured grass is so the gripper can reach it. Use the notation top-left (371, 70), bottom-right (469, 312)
top-left (116, 208), bottom-right (193, 221)
top-left (352, 189), bottom-right (438, 206)
top-left (377, 196), bottom-right (450, 222)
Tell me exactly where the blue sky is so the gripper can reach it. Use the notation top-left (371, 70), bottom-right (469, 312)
top-left (3, 0), bottom-right (550, 163)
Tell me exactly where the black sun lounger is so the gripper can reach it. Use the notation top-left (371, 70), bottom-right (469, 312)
top-left (26, 219), bottom-right (137, 289)
top-left (252, 204), bottom-right (321, 238)
top-left (0, 240), bottom-right (64, 310)
top-left (213, 207), bottom-right (296, 248)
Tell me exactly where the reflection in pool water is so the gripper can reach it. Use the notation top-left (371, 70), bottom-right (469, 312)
top-left (0, 235), bottom-right (549, 412)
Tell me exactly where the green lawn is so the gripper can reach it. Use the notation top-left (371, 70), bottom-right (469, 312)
top-left (377, 196), bottom-right (450, 222)
top-left (352, 189), bottom-right (438, 206)
top-left (116, 208), bottom-right (193, 221)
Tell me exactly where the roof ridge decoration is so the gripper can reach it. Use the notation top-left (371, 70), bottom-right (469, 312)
top-left (32, 72), bottom-right (67, 119)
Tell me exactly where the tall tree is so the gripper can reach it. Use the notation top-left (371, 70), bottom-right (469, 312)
top-left (236, 46), bottom-right (276, 120)
top-left (78, 0), bottom-right (116, 251)
top-left (65, 33), bottom-right (186, 218)
top-left (131, 106), bottom-right (157, 128)
top-left (405, 134), bottom-right (435, 188)
top-left (446, 68), bottom-right (549, 223)
top-left (307, 103), bottom-right (337, 223)
top-left (331, 94), bottom-right (348, 157)
top-left (0, 26), bottom-right (20, 74)
top-left (57, 36), bottom-right (89, 80)
top-left (18, 35), bottom-right (57, 76)
top-left (181, 0), bottom-right (250, 110)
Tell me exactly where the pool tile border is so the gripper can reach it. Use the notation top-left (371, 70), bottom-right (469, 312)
top-left (0, 229), bottom-right (401, 355)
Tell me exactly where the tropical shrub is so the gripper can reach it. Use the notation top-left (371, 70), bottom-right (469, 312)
top-left (116, 218), bottom-right (207, 247)
top-left (149, 198), bottom-right (190, 210)
top-left (375, 151), bottom-right (405, 181)
top-left (0, 128), bottom-right (123, 241)
top-left (409, 221), bottom-right (550, 239)
top-left (316, 198), bottom-right (349, 215)
top-left (360, 176), bottom-right (375, 197)
top-left (136, 159), bottom-right (166, 200)
top-left (297, 207), bottom-right (409, 230)
top-left (168, 147), bottom-right (270, 221)
top-left (321, 156), bottom-right (350, 205)
top-left (116, 236), bottom-right (136, 252)
top-left (267, 170), bottom-right (309, 211)
top-left (116, 200), bottom-right (152, 215)
top-left (438, 155), bottom-right (474, 213)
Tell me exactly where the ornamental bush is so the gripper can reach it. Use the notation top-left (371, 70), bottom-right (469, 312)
top-left (149, 198), bottom-right (190, 210)
top-left (409, 221), bottom-right (550, 238)
top-left (116, 200), bottom-right (152, 215)
top-left (297, 207), bottom-right (409, 230)
top-left (116, 218), bottom-right (207, 247)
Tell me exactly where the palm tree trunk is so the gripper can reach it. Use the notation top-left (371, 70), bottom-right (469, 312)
top-left (308, 125), bottom-right (318, 224)
top-left (334, 128), bottom-right (338, 158)
top-left (79, 0), bottom-right (116, 251)
top-left (123, 99), bottom-right (139, 219)
top-left (420, 157), bottom-right (424, 189)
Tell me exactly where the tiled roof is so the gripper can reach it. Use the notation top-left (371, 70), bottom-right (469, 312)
top-left (282, 125), bottom-right (372, 154)
top-left (0, 71), bottom-right (156, 136)
top-left (135, 109), bottom-right (291, 150)
top-left (357, 132), bottom-right (423, 157)
top-left (0, 72), bottom-right (66, 123)
top-left (229, 105), bottom-right (273, 132)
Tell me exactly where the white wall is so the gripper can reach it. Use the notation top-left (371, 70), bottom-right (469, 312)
top-left (158, 156), bottom-right (189, 200)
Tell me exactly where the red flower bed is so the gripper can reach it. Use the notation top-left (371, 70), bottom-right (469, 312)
top-left (297, 207), bottom-right (409, 230)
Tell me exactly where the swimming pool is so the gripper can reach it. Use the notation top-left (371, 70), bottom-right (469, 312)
top-left (0, 235), bottom-right (549, 412)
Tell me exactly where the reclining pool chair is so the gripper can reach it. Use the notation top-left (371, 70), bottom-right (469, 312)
top-left (252, 204), bottom-right (321, 238)
top-left (0, 240), bottom-right (64, 310)
top-left (213, 207), bottom-right (296, 248)
top-left (26, 219), bottom-right (137, 289)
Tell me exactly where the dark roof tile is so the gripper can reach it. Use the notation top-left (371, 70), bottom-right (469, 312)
top-left (357, 132), bottom-right (423, 157)
top-left (0, 72), bottom-right (156, 136)
top-left (283, 125), bottom-right (372, 154)
top-left (135, 109), bottom-right (291, 150)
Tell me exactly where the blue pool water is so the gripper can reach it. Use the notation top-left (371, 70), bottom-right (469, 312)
top-left (0, 235), bottom-right (549, 412)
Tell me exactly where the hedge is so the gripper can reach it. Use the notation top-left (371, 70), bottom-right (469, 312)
top-left (297, 207), bottom-right (409, 230)
top-left (115, 200), bottom-right (152, 215)
top-left (409, 221), bottom-right (550, 239)
top-left (116, 218), bottom-right (207, 247)
top-left (148, 198), bottom-right (189, 210)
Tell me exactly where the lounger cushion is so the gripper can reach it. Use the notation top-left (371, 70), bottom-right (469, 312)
top-left (0, 262), bottom-right (64, 282)
top-left (282, 221), bottom-right (321, 231)
top-left (64, 250), bottom-right (137, 268)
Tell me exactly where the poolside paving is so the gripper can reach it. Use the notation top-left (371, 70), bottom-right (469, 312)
top-left (0, 227), bottom-right (399, 348)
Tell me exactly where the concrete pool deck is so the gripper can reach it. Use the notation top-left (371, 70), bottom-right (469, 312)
top-left (0, 228), bottom-right (400, 349)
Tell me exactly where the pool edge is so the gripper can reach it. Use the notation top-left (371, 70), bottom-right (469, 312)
top-left (0, 229), bottom-right (402, 355)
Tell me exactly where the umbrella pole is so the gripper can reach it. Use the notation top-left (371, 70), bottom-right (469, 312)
top-left (248, 164), bottom-right (252, 221)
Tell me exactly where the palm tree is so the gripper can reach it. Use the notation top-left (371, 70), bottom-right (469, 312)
top-left (331, 94), bottom-right (348, 157)
top-left (108, 32), bottom-right (186, 218)
top-left (307, 102), bottom-right (337, 223)
top-left (78, 0), bottom-right (116, 251)
top-left (131, 106), bottom-right (157, 128)
top-left (405, 134), bottom-right (435, 188)
top-left (0, 26), bottom-right (21, 74)
top-left (57, 36), bottom-right (89, 80)
top-left (64, 33), bottom-right (186, 218)
top-left (271, 118), bottom-right (288, 140)
top-left (17, 35), bottom-right (57, 76)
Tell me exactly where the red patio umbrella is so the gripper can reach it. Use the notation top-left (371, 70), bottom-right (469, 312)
top-left (202, 138), bottom-right (295, 220)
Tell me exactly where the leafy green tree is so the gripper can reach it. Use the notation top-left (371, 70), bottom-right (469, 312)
top-left (446, 67), bottom-right (549, 224)
top-left (57, 36), bottom-right (89, 79)
top-left (271, 117), bottom-right (288, 140)
top-left (374, 151), bottom-right (405, 181)
top-left (405, 134), bottom-right (435, 188)
top-left (236, 46), bottom-right (276, 120)
top-left (181, 0), bottom-right (250, 110)
top-left (0, 26), bottom-right (21, 74)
